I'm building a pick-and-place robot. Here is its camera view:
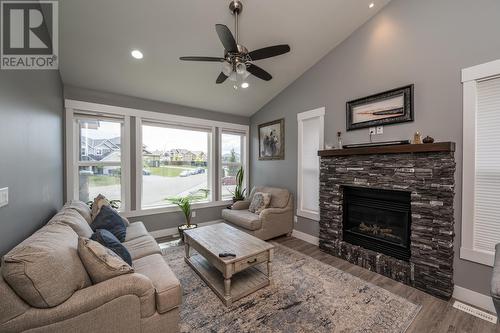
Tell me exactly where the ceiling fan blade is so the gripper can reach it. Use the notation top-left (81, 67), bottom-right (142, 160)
top-left (248, 44), bottom-right (291, 61)
top-left (216, 72), bottom-right (228, 84)
top-left (215, 24), bottom-right (238, 53)
top-left (247, 64), bottom-right (272, 81)
top-left (179, 56), bottom-right (225, 62)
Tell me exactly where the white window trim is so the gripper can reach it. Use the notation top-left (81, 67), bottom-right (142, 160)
top-left (66, 110), bottom-right (131, 211)
top-left (296, 107), bottom-right (325, 221)
top-left (461, 58), bottom-right (500, 267)
top-left (65, 99), bottom-right (249, 217)
top-left (218, 129), bottom-right (249, 201)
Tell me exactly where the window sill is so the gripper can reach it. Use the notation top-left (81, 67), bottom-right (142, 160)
top-left (121, 200), bottom-right (232, 218)
top-left (460, 247), bottom-right (494, 267)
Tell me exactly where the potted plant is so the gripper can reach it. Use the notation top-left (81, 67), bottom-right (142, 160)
top-left (167, 189), bottom-right (208, 240)
top-left (229, 166), bottom-right (246, 203)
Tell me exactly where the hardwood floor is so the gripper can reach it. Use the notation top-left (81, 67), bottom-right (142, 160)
top-left (158, 234), bottom-right (499, 332)
top-left (273, 236), bottom-right (500, 333)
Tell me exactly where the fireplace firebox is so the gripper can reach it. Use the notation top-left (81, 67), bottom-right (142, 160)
top-left (342, 186), bottom-right (411, 261)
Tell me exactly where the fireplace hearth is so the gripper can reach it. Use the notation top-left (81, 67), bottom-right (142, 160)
top-left (343, 186), bottom-right (411, 261)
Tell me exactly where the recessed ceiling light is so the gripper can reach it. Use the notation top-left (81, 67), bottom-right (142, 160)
top-left (241, 82), bottom-right (249, 89)
top-left (131, 49), bottom-right (143, 59)
top-left (369, 2), bottom-right (375, 8)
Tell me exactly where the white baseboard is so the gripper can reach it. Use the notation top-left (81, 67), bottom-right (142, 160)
top-left (149, 219), bottom-right (224, 238)
top-left (291, 229), bottom-right (319, 246)
top-left (453, 285), bottom-right (496, 314)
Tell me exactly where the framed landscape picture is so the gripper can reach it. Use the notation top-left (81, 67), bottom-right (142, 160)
top-left (258, 118), bottom-right (284, 160)
top-left (346, 84), bottom-right (414, 131)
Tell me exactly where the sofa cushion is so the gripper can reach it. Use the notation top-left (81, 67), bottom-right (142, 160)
top-left (78, 237), bottom-right (133, 284)
top-left (62, 200), bottom-right (92, 224)
top-left (91, 205), bottom-right (127, 242)
top-left (123, 236), bottom-right (161, 261)
top-left (222, 209), bottom-right (262, 231)
top-left (125, 222), bottom-right (149, 242)
top-left (252, 186), bottom-right (290, 208)
top-left (133, 254), bottom-right (182, 313)
top-left (248, 192), bottom-right (271, 214)
top-left (1, 223), bottom-right (91, 308)
top-left (91, 229), bottom-right (132, 266)
top-left (48, 209), bottom-right (93, 238)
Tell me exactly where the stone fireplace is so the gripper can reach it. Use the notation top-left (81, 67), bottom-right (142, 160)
top-left (318, 143), bottom-right (456, 299)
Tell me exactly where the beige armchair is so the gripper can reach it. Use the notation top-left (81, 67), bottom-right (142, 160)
top-left (221, 186), bottom-right (294, 240)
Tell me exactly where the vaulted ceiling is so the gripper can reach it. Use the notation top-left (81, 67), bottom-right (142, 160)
top-left (59, 0), bottom-right (390, 116)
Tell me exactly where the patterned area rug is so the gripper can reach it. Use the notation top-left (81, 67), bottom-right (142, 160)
top-left (162, 242), bottom-right (421, 333)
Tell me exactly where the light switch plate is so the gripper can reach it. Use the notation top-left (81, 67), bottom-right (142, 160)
top-left (191, 211), bottom-right (196, 218)
top-left (0, 187), bottom-right (8, 208)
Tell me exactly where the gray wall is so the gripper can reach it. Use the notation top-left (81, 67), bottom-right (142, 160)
top-left (64, 85), bottom-right (249, 125)
top-left (0, 71), bottom-right (64, 256)
top-left (64, 86), bottom-right (248, 232)
top-left (250, 0), bottom-right (500, 296)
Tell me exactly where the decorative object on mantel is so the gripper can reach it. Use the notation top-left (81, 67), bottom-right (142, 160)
top-left (336, 131), bottom-right (343, 149)
top-left (413, 131), bottom-right (422, 144)
top-left (346, 84), bottom-right (414, 130)
top-left (342, 140), bottom-right (410, 149)
top-left (258, 118), bottom-right (284, 160)
top-left (423, 135), bottom-right (435, 144)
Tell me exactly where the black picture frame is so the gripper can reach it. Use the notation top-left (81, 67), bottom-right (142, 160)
top-left (258, 118), bottom-right (285, 160)
top-left (346, 84), bottom-right (414, 131)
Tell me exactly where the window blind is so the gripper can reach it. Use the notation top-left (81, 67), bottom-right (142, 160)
top-left (473, 76), bottom-right (500, 252)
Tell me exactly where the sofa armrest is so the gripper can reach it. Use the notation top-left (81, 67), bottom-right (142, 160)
top-left (1, 273), bottom-right (156, 332)
top-left (259, 207), bottom-right (292, 219)
top-left (231, 200), bottom-right (251, 210)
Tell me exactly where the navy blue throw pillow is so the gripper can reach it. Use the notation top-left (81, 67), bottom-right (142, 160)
top-left (91, 229), bottom-right (132, 266)
top-left (91, 205), bottom-right (126, 242)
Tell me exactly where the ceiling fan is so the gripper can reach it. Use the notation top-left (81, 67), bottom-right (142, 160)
top-left (179, 0), bottom-right (290, 88)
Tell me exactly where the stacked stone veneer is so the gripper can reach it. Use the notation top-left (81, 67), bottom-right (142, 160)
top-left (319, 151), bottom-right (455, 299)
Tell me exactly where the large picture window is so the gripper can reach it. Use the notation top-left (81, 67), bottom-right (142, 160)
top-left (77, 117), bottom-right (124, 206)
top-left (220, 131), bottom-right (246, 200)
top-left (66, 100), bottom-right (248, 217)
top-left (141, 123), bottom-right (211, 209)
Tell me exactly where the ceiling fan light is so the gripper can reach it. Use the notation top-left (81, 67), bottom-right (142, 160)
top-left (241, 82), bottom-right (249, 89)
top-left (236, 62), bottom-right (247, 75)
top-left (222, 61), bottom-right (232, 76)
top-left (229, 72), bottom-right (238, 82)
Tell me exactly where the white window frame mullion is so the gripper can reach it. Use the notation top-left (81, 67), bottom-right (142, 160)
top-left (121, 116), bottom-right (131, 213)
top-left (461, 59), bottom-right (500, 267)
top-left (135, 117), bottom-right (143, 211)
top-left (297, 107), bottom-right (325, 221)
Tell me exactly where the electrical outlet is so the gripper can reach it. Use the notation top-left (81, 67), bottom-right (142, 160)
top-left (369, 127), bottom-right (376, 135)
top-left (0, 188), bottom-right (8, 208)
top-left (376, 126), bottom-right (384, 134)
top-left (191, 211), bottom-right (196, 218)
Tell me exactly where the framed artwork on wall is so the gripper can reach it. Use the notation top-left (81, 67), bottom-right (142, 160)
top-left (258, 118), bottom-right (285, 160)
top-left (346, 84), bottom-right (414, 131)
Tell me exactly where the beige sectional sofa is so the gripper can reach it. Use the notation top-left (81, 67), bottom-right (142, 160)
top-left (0, 201), bottom-right (181, 333)
top-left (222, 186), bottom-right (294, 240)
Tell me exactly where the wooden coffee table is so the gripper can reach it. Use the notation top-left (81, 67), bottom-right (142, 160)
top-left (183, 223), bottom-right (274, 306)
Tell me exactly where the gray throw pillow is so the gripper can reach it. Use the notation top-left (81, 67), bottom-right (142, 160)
top-left (78, 237), bottom-right (133, 284)
top-left (248, 192), bottom-right (272, 214)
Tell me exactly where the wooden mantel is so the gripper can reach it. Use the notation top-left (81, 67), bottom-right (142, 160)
top-left (318, 142), bottom-right (455, 157)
